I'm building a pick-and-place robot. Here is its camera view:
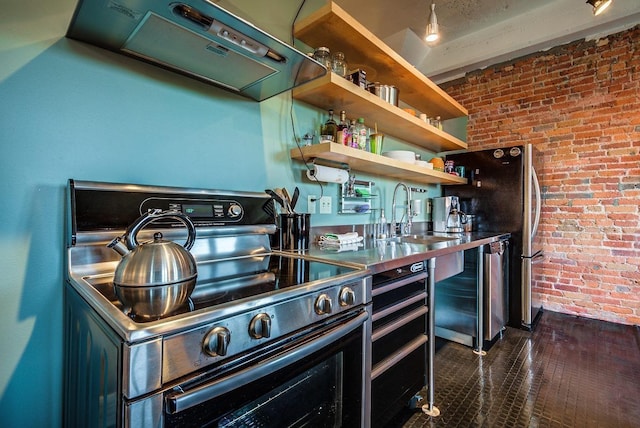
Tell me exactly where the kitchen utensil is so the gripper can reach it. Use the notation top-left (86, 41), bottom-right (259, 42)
top-left (107, 209), bottom-right (197, 319)
top-left (281, 187), bottom-right (292, 207)
top-left (277, 188), bottom-right (292, 213)
top-left (266, 189), bottom-right (288, 213)
top-left (290, 187), bottom-right (300, 212)
top-left (370, 133), bottom-right (384, 154)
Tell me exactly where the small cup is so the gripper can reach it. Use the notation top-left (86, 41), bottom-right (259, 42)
top-left (369, 133), bottom-right (384, 155)
top-left (455, 166), bottom-right (466, 177)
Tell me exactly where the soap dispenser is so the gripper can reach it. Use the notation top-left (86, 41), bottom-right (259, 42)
top-left (377, 209), bottom-right (388, 239)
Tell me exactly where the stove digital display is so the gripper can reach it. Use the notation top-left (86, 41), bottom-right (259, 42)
top-left (183, 204), bottom-right (214, 218)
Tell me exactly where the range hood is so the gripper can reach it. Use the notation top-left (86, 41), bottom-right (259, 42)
top-left (66, 0), bottom-right (326, 101)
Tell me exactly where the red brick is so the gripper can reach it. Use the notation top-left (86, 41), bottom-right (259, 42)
top-left (443, 26), bottom-right (640, 325)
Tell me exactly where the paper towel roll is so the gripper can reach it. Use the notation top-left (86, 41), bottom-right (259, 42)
top-left (306, 165), bottom-right (349, 184)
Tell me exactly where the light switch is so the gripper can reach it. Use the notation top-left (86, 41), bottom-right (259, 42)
top-left (319, 196), bottom-right (332, 214)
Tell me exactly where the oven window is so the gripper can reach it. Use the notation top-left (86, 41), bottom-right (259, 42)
top-left (165, 323), bottom-right (363, 427)
top-left (218, 355), bottom-right (343, 427)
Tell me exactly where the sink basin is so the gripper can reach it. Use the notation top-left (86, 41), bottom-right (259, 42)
top-left (382, 234), bottom-right (460, 245)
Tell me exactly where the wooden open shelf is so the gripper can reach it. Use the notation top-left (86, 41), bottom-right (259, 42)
top-left (291, 143), bottom-right (467, 185)
top-left (292, 73), bottom-right (467, 152)
top-left (291, 2), bottom-right (469, 185)
top-left (294, 2), bottom-right (468, 120)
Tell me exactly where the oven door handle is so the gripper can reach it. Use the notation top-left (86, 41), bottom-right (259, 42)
top-left (165, 311), bottom-right (369, 414)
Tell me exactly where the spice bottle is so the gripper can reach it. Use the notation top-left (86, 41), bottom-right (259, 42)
top-left (313, 47), bottom-right (331, 69)
top-left (331, 52), bottom-right (348, 77)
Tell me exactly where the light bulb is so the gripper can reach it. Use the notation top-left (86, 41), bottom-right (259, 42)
top-left (425, 3), bottom-right (439, 42)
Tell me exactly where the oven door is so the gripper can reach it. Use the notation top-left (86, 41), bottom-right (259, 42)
top-left (135, 309), bottom-right (370, 428)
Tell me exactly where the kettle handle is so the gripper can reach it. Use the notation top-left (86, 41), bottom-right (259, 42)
top-left (125, 209), bottom-right (196, 251)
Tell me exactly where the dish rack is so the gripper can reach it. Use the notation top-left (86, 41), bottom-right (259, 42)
top-left (339, 179), bottom-right (376, 214)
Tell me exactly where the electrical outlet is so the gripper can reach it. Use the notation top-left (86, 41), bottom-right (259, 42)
top-left (319, 196), bottom-right (332, 214)
top-left (308, 195), bottom-right (317, 214)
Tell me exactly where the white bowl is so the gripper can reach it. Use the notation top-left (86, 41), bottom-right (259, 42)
top-left (415, 160), bottom-right (433, 169)
top-left (383, 150), bottom-right (416, 163)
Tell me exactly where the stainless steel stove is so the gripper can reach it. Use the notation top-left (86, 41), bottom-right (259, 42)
top-left (64, 180), bottom-right (371, 427)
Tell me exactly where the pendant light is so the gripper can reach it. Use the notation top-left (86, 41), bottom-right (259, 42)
top-left (586, 0), bottom-right (612, 16)
top-left (425, 3), bottom-right (439, 42)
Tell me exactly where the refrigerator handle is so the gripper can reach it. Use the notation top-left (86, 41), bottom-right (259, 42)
top-left (532, 165), bottom-right (541, 239)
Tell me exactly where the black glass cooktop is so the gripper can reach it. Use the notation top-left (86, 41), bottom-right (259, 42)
top-left (89, 254), bottom-right (360, 322)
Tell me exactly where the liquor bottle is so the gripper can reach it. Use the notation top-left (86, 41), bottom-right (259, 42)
top-left (320, 109), bottom-right (337, 142)
top-left (336, 110), bottom-right (349, 145)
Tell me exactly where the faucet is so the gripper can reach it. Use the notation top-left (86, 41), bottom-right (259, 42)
top-left (390, 183), bottom-right (413, 236)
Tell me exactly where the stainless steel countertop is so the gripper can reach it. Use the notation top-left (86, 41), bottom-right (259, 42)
top-left (300, 232), bottom-right (510, 275)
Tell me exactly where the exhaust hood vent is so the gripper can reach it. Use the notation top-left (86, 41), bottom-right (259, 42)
top-left (67, 0), bottom-right (326, 101)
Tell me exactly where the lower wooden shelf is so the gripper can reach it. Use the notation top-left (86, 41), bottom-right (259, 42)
top-left (291, 143), bottom-right (467, 185)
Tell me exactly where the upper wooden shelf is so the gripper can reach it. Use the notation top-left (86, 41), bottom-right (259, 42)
top-left (292, 73), bottom-right (467, 152)
top-left (294, 2), bottom-right (468, 120)
top-left (291, 143), bottom-right (467, 185)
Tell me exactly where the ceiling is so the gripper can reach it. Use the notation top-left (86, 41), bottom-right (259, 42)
top-left (334, 0), bottom-right (640, 83)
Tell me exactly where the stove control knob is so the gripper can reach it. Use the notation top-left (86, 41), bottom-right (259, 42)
top-left (339, 287), bottom-right (356, 307)
top-left (203, 326), bottom-right (231, 357)
top-left (249, 313), bottom-right (271, 339)
top-left (228, 204), bottom-right (242, 218)
top-left (315, 293), bottom-right (333, 315)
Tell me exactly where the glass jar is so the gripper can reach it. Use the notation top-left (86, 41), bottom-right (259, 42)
top-left (313, 47), bottom-right (331, 70)
top-left (331, 52), bottom-right (348, 77)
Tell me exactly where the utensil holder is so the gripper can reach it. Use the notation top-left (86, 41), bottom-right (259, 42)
top-left (279, 213), bottom-right (310, 251)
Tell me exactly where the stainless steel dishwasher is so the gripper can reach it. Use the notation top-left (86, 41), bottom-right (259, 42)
top-left (434, 239), bottom-right (509, 350)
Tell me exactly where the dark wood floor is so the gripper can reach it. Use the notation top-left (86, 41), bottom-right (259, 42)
top-left (387, 311), bottom-right (640, 427)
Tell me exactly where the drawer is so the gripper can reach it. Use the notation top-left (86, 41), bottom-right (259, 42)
top-left (372, 309), bottom-right (427, 366)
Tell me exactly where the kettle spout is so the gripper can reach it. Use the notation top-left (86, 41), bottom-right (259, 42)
top-left (108, 236), bottom-right (130, 257)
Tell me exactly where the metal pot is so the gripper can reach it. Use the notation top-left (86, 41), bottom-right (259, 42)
top-left (107, 209), bottom-right (197, 319)
top-left (368, 83), bottom-right (399, 106)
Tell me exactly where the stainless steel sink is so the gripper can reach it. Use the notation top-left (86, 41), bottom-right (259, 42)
top-left (383, 234), bottom-right (460, 245)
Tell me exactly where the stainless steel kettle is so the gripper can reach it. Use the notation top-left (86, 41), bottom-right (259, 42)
top-left (107, 209), bottom-right (197, 319)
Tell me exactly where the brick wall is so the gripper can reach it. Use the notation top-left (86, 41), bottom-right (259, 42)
top-left (441, 26), bottom-right (640, 325)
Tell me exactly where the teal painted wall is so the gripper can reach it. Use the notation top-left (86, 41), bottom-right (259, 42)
top-left (0, 1), bottom-right (444, 425)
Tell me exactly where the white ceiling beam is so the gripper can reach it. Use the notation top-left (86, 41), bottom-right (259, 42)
top-left (414, 0), bottom-right (640, 83)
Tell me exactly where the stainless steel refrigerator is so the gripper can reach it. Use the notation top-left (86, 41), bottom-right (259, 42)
top-left (444, 144), bottom-right (543, 330)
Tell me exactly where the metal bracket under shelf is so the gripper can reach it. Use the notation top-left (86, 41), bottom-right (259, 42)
top-left (339, 208), bottom-right (378, 214)
top-left (311, 157), bottom-right (350, 171)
